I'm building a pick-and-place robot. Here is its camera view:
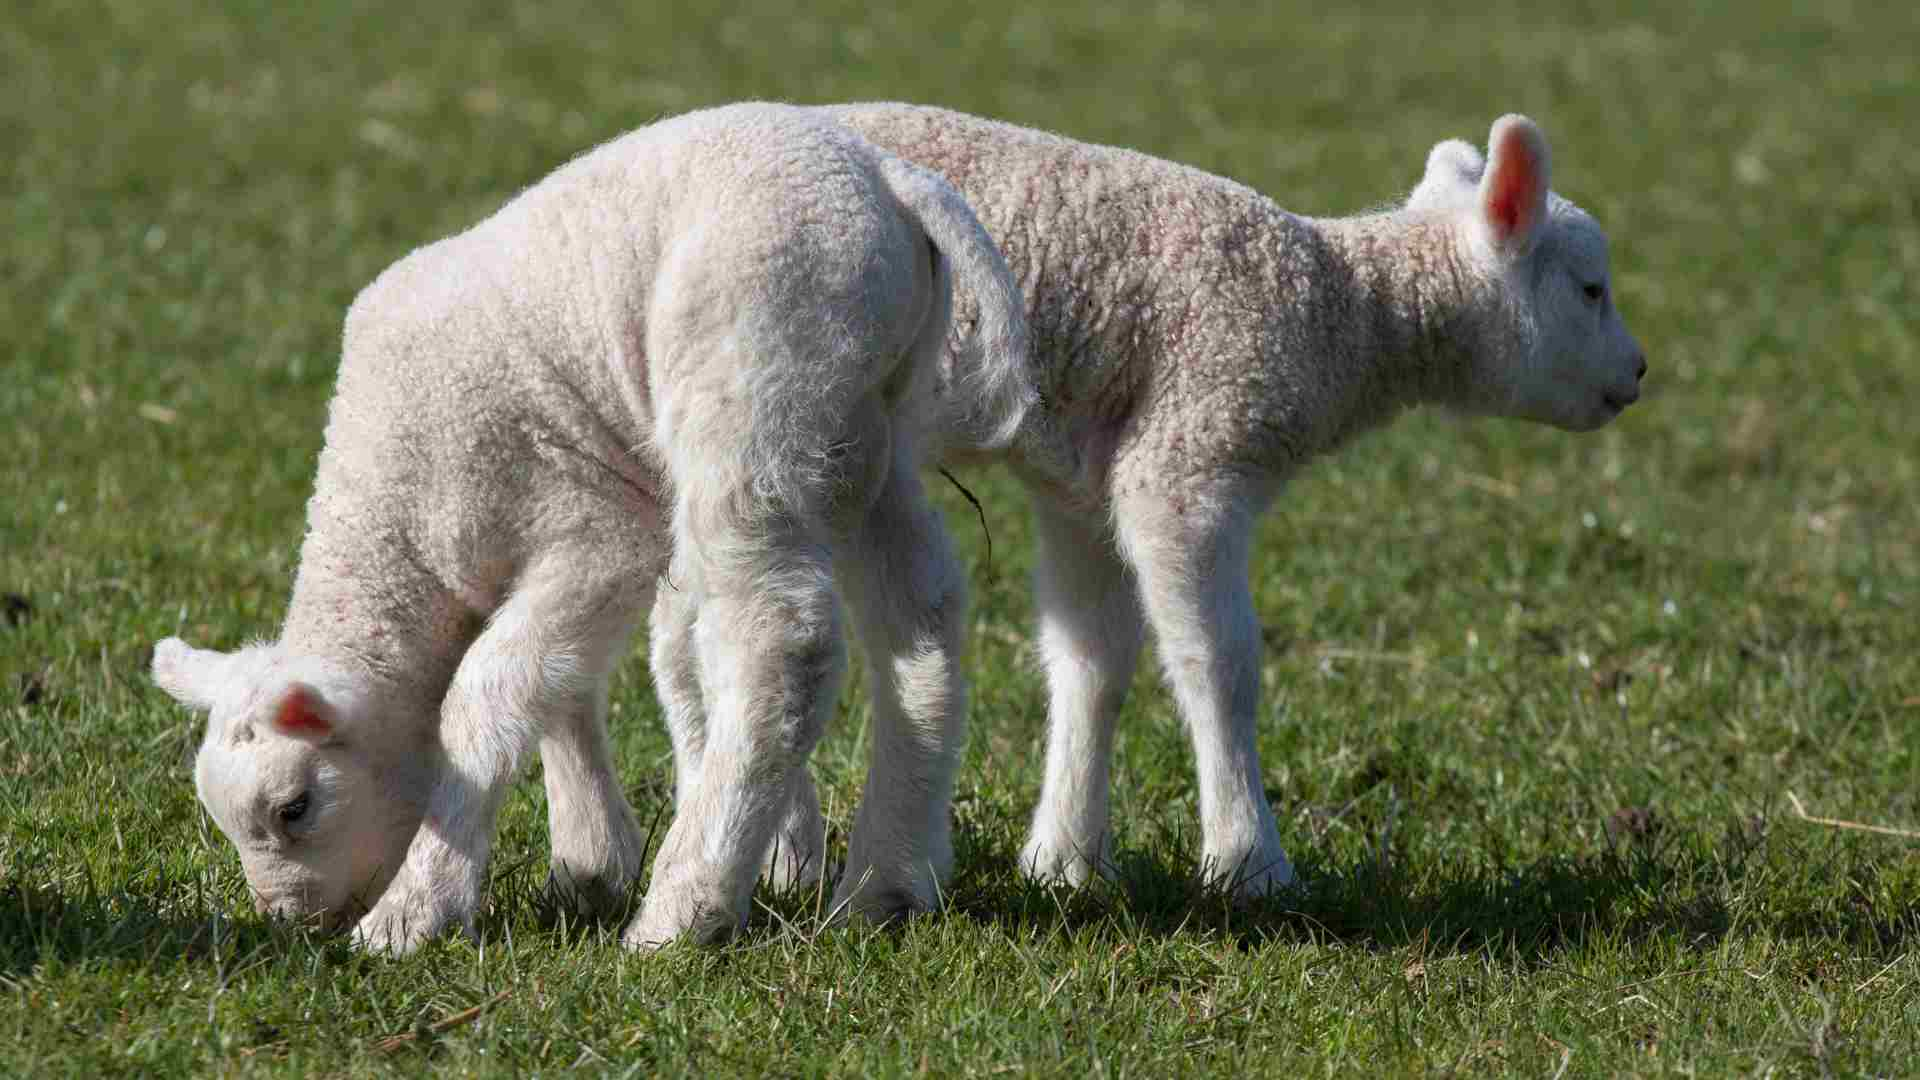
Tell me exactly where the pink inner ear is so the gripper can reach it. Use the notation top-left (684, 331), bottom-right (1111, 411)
top-left (275, 686), bottom-right (332, 738)
top-left (1486, 129), bottom-right (1543, 242)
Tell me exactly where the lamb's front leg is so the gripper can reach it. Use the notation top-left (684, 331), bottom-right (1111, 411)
top-left (1020, 495), bottom-right (1145, 886)
top-left (355, 562), bottom-right (641, 954)
top-left (1115, 482), bottom-right (1294, 898)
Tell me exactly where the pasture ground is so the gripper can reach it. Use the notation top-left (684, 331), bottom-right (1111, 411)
top-left (4, 1), bottom-right (1918, 1074)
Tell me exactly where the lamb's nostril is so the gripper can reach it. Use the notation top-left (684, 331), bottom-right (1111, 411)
top-left (1636, 356), bottom-right (1648, 380)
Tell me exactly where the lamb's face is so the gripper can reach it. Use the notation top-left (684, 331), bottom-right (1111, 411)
top-left (1409, 116), bottom-right (1647, 431)
top-left (154, 639), bottom-right (425, 927)
top-left (1515, 207), bottom-right (1647, 431)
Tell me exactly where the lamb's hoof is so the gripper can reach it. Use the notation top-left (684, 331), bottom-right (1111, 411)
top-left (1018, 834), bottom-right (1112, 888)
top-left (544, 863), bottom-right (638, 920)
top-left (761, 838), bottom-right (824, 893)
top-left (762, 772), bottom-right (826, 891)
top-left (828, 864), bottom-right (939, 928)
top-left (828, 885), bottom-right (926, 928)
top-left (353, 895), bottom-right (465, 957)
top-left (1202, 846), bottom-right (1296, 901)
top-left (621, 886), bottom-right (744, 951)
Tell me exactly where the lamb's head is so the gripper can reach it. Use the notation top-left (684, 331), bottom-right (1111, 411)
top-left (152, 637), bottom-right (427, 927)
top-left (1407, 114), bottom-right (1646, 432)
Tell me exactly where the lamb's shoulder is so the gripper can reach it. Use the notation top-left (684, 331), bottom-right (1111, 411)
top-left (1096, 195), bottom-right (1348, 495)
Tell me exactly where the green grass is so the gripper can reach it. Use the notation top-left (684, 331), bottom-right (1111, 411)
top-left (5, 0), bottom-right (1919, 1074)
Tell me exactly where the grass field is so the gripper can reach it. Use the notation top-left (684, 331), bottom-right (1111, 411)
top-left (5, 0), bottom-right (1919, 1074)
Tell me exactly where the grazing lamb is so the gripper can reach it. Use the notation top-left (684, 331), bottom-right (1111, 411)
top-left (652, 105), bottom-right (1647, 900)
top-left (150, 102), bottom-right (1032, 953)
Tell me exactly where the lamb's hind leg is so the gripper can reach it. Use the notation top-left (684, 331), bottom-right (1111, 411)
top-left (1020, 494), bottom-right (1145, 886)
top-left (831, 438), bottom-right (968, 922)
top-left (1114, 480), bottom-right (1294, 898)
top-left (539, 648), bottom-right (649, 918)
top-left (650, 560), bottom-right (825, 892)
top-left (624, 485), bottom-right (846, 948)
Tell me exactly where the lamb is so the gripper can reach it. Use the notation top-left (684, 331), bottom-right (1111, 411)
top-left (654, 105), bottom-right (1648, 900)
top-left (149, 101), bottom-right (1032, 953)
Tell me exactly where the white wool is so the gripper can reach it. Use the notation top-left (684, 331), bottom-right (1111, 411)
top-left (152, 102), bottom-right (1031, 952)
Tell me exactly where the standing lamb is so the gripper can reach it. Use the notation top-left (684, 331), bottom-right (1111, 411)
top-left (651, 105), bottom-right (1647, 900)
top-left (150, 102), bottom-right (1032, 953)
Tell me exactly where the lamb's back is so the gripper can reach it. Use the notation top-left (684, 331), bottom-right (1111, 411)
top-left (318, 104), bottom-right (904, 594)
top-left (830, 103), bottom-right (1341, 488)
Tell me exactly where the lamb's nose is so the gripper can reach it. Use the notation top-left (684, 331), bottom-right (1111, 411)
top-left (1635, 355), bottom-right (1648, 381)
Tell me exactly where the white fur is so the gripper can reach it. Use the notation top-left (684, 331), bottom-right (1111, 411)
top-left (151, 102), bottom-right (1031, 953)
top-left (661, 106), bottom-right (1646, 898)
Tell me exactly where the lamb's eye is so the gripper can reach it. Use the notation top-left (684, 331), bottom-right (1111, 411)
top-left (1582, 282), bottom-right (1607, 303)
top-left (277, 794), bottom-right (310, 825)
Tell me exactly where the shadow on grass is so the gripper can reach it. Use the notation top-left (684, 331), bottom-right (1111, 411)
top-left (0, 861), bottom-right (660, 980)
top-left (453, 793), bottom-right (1920, 963)
top-left (10, 815), bottom-right (1915, 968)
top-left (931, 819), bottom-right (1920, 966)
top-left (0, 876), bottom-right (326, 977)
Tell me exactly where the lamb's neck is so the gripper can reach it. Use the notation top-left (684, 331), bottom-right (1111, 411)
top-left (1294, 211), bottom-right (1493, 422)
top-left (279, 449), bottom-right (472, 704)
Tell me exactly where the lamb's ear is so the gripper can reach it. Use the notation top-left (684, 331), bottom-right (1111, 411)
top-left (1407, 139), bottom-right (1485, 212)
top-left (151, 637), bottom-right (230, 712)
top-left (1430, 138), bottom-right (1486, 182)
top-left (1476, 114), bottom-right (1552, 259)
top-left (269, 682), bottom-right (337, 741)
top-left (1427, 138), bottom-right (1484, 184)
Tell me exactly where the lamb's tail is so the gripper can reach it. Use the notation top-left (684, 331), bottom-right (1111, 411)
top-left (877, 155), bottom-right (1034, 452)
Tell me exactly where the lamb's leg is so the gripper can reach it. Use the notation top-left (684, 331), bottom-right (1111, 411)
top-left (355, 557), bottom-right (642, 954)
top-left (1020, 495), bottom-right (1145, 886)
top-left (764, 750), bottom-right (826, 894)
top-left (650, 569), bottom-right (706, 815)
top-left (830, 445), bottom-right (967, 922)
top-left (1115, 483), bottom-right (1294, 898)
top-left (650, 560), bottom-right (825, 891)
top-left (623, 502), bottom-right (845, 949)
top-left (538, 654), bottom-right (648, 919)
